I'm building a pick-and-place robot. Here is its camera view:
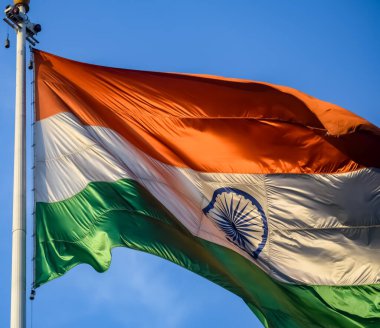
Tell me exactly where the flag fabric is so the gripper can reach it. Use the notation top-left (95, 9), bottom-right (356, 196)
top-left (33, 50), bottom-right (380, 328)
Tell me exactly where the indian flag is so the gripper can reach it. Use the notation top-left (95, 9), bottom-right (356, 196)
top-left (33, 50), bottom-right (380, 327)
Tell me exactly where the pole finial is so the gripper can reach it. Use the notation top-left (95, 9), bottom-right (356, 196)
top-left (13, 0), bottom-right (30, 12)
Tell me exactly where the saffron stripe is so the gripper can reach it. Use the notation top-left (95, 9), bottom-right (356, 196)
top-left (34, 50), bottom-right (380, 174)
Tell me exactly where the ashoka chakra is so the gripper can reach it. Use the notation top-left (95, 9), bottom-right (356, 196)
top-left (203, 187), bottom-right (268, 259)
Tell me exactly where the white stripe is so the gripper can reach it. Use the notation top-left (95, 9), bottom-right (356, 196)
top-left (35, 112), bottom-right (129, 202)
top-left (35, 112), bottom-right (380, 285)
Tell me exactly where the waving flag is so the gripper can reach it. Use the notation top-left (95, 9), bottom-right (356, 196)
top-left (34, 50), bottom-right (380, 327)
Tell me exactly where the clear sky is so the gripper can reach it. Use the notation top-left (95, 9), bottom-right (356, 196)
top-left (0, 1), bottom-right (379, 327)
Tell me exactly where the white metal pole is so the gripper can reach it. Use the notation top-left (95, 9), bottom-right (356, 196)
top-left (10, 3), bottom-right (27, 328)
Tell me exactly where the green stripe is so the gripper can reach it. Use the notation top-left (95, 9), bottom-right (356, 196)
top-left (35, 179), bottom-right (380, 328)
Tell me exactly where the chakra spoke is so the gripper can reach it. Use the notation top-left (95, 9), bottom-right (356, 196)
top-left (218, 196), bottom-right (230, 217)
top-left (229, 193), bottom-right (234, 220)
top-left (233, 202), bottom-right (250, 224)
top-left (214, 202), bottom-right (228, 218)
top-left (222, 194), bottom-right (232, 218)
top-left (232, 196), bottom-right (243, 220)
top-left (237, 208), bottom-right (254, 222)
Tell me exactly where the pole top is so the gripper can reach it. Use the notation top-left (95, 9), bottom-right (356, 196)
top-left (13, 0), bottom-right (30, 12)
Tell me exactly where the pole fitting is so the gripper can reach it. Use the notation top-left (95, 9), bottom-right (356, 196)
top-left (13, 0), bottom-right (30, 13)
top-left (29, 289), bottom-right (36, 301)
top-left (4, 2), bottom-right (41, 46)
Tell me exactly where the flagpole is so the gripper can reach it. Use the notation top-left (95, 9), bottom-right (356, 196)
top-left (1, 0), bottom-right (42, 327)
top-left (10, 0), bottom-right (28, 327)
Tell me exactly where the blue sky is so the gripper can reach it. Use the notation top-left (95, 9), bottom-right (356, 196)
top-left (0, 1), bottom-right (379, 327)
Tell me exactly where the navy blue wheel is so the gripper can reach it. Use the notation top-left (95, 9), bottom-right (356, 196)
top-left (203, 187), bottom-right (268, 259)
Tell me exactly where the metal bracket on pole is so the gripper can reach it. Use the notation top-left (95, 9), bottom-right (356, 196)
top-left (3, 2), bottom-right (41, 47)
